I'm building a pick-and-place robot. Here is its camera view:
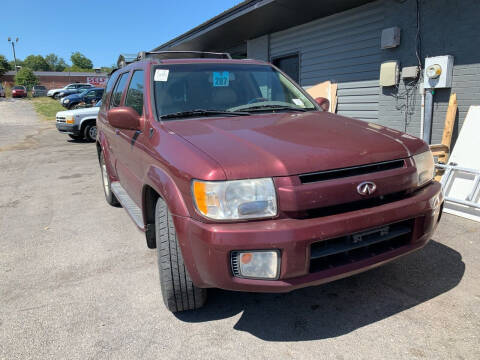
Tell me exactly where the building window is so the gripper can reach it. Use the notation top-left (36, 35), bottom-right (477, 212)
top-left (272, 53), bottom-right (299, 84)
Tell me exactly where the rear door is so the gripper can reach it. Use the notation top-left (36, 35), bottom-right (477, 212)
top-left (97, 71), bottom-right (129, 179)
top-left (113, 68), bottom-right (147, 206)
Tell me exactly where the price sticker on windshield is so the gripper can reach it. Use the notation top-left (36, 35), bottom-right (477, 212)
top-left (154, 69), bottom-right (169, 82)
top-left (213, 71), bottom-right (230, 87)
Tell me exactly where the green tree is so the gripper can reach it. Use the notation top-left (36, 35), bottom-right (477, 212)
top-left (8, 59), bottom-right (22, 70)
top-left (23, 55), bottom-right (50, 71)
top-left (0, 55), bottom-right (11, 76)
top-left (70, 52), bottom-right (93, 69)
top-left (15, 67), bottom-right (39, 89)
top-left (100, 65), bottom-right (115, 73)
top-left (63, 65), bottom-right (95, 73)
top-left (45, 53), bottom-right (68, 71)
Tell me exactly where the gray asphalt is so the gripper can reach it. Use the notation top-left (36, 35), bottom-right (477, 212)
top-left (1, 99), bottom-right (479, 360)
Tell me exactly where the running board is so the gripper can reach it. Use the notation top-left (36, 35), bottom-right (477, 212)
top-left (110, 182), bottom-right (145, 229)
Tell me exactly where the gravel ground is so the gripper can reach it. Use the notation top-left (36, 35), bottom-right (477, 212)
top-left (1, 99), bottom-right (479, 360)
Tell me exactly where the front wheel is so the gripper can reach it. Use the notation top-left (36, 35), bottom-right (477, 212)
top-left (84, 123), bottom-right (97, 142)
top-left (99, 152), bottom-right (119, 206)
top-left (155, 198), bottom-right (207, 312)
top-left (68, 134), bottom-right (83, 141)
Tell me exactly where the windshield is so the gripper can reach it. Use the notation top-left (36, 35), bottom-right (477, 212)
top-left (153, 63), bottom-right (316, 118)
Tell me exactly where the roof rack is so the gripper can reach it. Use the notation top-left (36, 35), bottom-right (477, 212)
top-left (136, 51), bottom-right (232, 61)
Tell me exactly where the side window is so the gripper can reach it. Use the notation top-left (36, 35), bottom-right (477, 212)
top-left (110, 72), bottom-right (129, 108)
top-left (125, 70), bottom-right (145, 116)
top-left (101, 74), bottom-right (117, 104)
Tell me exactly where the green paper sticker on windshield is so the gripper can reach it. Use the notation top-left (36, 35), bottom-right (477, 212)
top-left (213, 71), bottom-right (230, 87)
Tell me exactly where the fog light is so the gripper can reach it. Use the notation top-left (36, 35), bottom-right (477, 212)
top-left (231, 250), bottom-right (280, 279)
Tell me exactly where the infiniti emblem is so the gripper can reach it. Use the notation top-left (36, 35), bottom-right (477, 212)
top-left (357, 181), bottom-right (377, 196)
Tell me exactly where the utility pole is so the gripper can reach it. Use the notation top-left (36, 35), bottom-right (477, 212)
top-left (7, 37), bottom-right (19, 74)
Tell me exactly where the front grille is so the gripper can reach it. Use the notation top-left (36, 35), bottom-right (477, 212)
top-left (292, 190), bottom-right (411, 219)
top-left (299, 159), bottom-right (405, 184)
top-left (309, 219), bottom-right (413, 273)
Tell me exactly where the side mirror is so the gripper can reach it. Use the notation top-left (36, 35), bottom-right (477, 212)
top-left (107, 107), bottom-right (141, 130)
top-left (315, 97), bottom-right (330, 112)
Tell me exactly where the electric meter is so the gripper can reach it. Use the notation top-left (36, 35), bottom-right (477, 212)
top-left (426, 64), bottom-right (442, 79)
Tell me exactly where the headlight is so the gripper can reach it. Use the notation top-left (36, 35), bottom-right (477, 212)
top-left (413, 151), bottom-right (434, 186)
top-left (192, 178), bottom-right (277, 220)
top-left (65, 115), bottom-right (74, 124)
top-left (64, 99), bottom-right (69, 104)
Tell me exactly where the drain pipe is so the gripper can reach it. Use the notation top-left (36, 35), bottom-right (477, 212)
top-left (423, 88), bottom-right (434, 144)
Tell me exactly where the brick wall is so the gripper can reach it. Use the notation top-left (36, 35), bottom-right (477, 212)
top-left (0, 71), bottom-right (107, 90)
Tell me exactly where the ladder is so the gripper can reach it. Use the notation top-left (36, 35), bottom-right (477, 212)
top-left (436, 163), bottom-right (480, 209)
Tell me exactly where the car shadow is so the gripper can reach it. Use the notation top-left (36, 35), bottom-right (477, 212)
top-left (175, 240), bottom-right (464, 341)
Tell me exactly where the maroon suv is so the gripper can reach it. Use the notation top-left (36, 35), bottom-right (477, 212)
top-left (97, 51), bottom-right (443, 312)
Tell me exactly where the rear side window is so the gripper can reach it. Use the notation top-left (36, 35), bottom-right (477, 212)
top-left (125, 70), bottom-right (145, 115)
top-left (110, 72), bottom-right (129, 108)
top-left (101, 74), bottom-right (117, 104)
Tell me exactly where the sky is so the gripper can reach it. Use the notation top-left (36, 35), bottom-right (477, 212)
top-left (0, 0), bottom-right (241, 68)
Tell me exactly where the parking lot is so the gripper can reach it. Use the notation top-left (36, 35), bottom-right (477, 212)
top-left (1, 99), bottom-right (479, 359)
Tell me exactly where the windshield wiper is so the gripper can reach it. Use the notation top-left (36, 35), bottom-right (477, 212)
top-left (237, 104), bottom-right (311, 112)
top-left (160, 109), bottom-right (250, 119)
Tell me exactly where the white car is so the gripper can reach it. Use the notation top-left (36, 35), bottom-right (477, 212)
top-left (55, 101), bottom-right (100, 141)
top-left (47, 83), bottom-right (93, 99)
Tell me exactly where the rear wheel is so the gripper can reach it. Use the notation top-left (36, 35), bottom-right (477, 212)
top-left (155, 198), bottom-right (207, 312)
top-left (99, 152), bottom-right (119, 206)
top-left (84, 123), bottom-right (97, 142)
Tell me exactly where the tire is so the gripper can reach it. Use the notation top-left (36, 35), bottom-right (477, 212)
top-left (84, 123), bottom-right (97, 142)
top-left (155, 198), bottom-right (207, 312)
top-left (99, 151), bottom-right (120, 206)
top-left (53, 93), bottom-right (61, 100)
top-left (68, 134), bottom-right (83, 141)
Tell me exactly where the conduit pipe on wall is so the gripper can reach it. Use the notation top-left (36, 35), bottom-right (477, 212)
top-left (423, 89), bottom-right (434, 144)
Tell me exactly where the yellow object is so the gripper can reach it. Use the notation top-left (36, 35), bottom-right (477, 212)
top-left (193, 181), bottom-right (207, 214)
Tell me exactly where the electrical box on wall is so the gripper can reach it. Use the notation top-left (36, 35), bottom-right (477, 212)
top-left (379, 61), bottom-right (399, 86)
top-left (381, 27), bottom-right (401, 49)
top-left (424, 55), bottom-right (454, 88)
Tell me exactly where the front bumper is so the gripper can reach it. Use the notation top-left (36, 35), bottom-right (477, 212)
top-left (174, 181), bottom-right (443, 292)
top-left (56, 123), bottom-right (80, 136)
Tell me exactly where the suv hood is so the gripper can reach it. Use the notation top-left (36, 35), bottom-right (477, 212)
top-left (57, 107), bottom-right (99, 117)
top-left (164, 111), bottom-right (428, 179)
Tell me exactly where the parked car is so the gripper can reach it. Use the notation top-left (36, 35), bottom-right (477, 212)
top-left (56, 84), bottom-right (95, 99)
top-left (56, 100), bottom-right (100, 142)
top-left (0, 84), bottom-right (5, 98)
top-left (12, 85), bottom-right (27, 98)
top-left (32, 85), bottom-right (47, 97)
top-left (61, 88), bottom-right (104, 109)
top-left (97, 52), bottom-right (443, 313)
top-left (47, 83), bottom-right (93, 99)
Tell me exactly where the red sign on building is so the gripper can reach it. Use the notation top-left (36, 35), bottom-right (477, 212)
top-left (87, 77), bottom-right (107, 87)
